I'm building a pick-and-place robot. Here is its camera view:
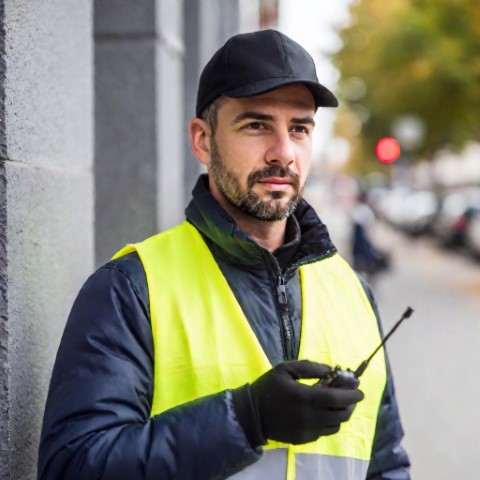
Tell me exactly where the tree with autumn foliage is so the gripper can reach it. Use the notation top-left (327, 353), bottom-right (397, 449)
top-left (333, 0), bottom-right (480, 170)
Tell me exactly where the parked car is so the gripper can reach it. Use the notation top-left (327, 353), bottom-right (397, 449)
top-left (401, 190), bottom-right (438, 236)
top-left (378, 187), bottom-right (411, 228)
top-left (378, 188), bottom-right (438, 236)
top-left (431, 187), bottom-right (480, 247)
top-left (465, 208), bottom-right (480, 258)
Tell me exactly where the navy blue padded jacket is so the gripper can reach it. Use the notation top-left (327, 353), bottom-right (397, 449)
top-left (37, 175), bottom-right (410, 480)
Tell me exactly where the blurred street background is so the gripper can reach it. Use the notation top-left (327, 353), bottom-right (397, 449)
top-left (292, 1), bottom-right (480, 477)
top-left (305, 181), bottom-right (480, 479)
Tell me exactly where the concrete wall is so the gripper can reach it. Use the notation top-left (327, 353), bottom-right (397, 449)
top-left (0, 5), bottom-right (8, 474)
top-left (0, 0), bottom-right (243, 478)
top-left (0, 1), bottom-right (94, 479)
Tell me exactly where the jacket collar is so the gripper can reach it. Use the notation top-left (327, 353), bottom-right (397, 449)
top-left (185, 175), bottom-right (337, 271)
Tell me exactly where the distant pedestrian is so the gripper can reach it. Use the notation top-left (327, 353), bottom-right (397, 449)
top-left (351, 191), bottom-right (391, 282)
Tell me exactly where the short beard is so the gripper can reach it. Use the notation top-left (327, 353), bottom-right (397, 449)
top-left (209, 137), bottom-right (303, 221)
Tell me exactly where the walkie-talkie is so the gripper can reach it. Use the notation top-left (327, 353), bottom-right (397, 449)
top-left (317, 307), bottom-right (414, 389)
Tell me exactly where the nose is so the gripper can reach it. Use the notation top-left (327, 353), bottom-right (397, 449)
top-left (265, 131), bottom-right (295, 167)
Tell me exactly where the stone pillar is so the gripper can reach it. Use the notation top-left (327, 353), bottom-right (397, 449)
top-left (183, 0), bottom-right (240, 202)
top-left (0, 1), bottom-right (94, 479)
top-left (156, 0), bottom-right (185, 231)
top-left (95, 0), bottom-right (185, 264)
top-left (183, 0), bottom-right (202, 202)
top-left (94, 0), bottom-right (158, 264)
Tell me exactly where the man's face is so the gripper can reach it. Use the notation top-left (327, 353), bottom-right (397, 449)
top-left (207, 84), bottom-right (316, 221)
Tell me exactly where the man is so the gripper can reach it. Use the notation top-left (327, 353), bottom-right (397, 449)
top-left (38, 30), bottom-right (410, 479)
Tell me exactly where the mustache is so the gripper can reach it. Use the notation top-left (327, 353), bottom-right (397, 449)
top-left (247, 165), bottom-right (300, 189)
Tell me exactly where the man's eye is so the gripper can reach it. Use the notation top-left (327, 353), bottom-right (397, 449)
top-left (291, 125), bottom-right (308, 134)
top-left (246, 122), bottom-right (263, 130)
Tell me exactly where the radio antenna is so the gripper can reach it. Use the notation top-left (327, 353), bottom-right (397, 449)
top-left (354, 306), bottom-right (414, 378)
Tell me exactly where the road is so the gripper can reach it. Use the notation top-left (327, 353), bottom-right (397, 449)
top-left (367, 223), bottom-right (480, 480)
top-left (306, 186), bottom-right (480, 479)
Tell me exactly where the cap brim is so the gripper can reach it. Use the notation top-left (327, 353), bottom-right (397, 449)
top-left (223, 78), bottom-right (338, 108)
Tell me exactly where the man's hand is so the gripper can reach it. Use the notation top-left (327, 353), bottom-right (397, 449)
top-left (250, 360), bottom-right (364, 445)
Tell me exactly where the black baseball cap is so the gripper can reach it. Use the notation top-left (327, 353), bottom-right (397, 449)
top-left (196, 29), bottom-right (338, 117)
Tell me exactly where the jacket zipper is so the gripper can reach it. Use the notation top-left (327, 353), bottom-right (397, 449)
top-left (276, 274), bottom-right (295, 361)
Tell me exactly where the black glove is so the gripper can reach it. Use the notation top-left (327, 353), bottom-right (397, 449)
top-left (249, 360), bottom-right (364, 445)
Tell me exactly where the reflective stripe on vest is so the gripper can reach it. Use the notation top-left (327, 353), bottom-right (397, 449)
top-left (114, 221), bottom-right (387, 480)
top-left (228, 450), bottom-right (369, 480)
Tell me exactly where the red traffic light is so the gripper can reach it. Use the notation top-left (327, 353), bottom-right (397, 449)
top-left (375, 137), bottom-right (401, 164)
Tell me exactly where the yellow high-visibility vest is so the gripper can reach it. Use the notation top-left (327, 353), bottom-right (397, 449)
top-left (114, 221), bottom-right (387, 480)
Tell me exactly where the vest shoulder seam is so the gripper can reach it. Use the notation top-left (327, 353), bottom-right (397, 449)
top-left (101, 263), bottom-right (148, 315)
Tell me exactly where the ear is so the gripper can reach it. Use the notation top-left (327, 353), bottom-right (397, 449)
top-left (189, 117), bottom-right (213, 166)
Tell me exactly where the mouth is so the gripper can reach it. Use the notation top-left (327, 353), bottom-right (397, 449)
top-left (257, 177), bottom-right (293, 191)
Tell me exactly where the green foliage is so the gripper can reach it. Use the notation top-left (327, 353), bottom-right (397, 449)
top-left (334, 0), bottom-right (480, 166)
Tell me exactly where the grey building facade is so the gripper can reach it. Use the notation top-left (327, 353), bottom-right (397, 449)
top-left (0, 1), bottom-right (259, 478)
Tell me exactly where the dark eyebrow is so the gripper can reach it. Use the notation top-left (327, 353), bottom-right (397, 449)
top-left (291, 116), bottom-right (316, 127)
top-left (231, 112), bottom-right (316, 127)
top-left (231, 112), bottom-right (274, 125)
